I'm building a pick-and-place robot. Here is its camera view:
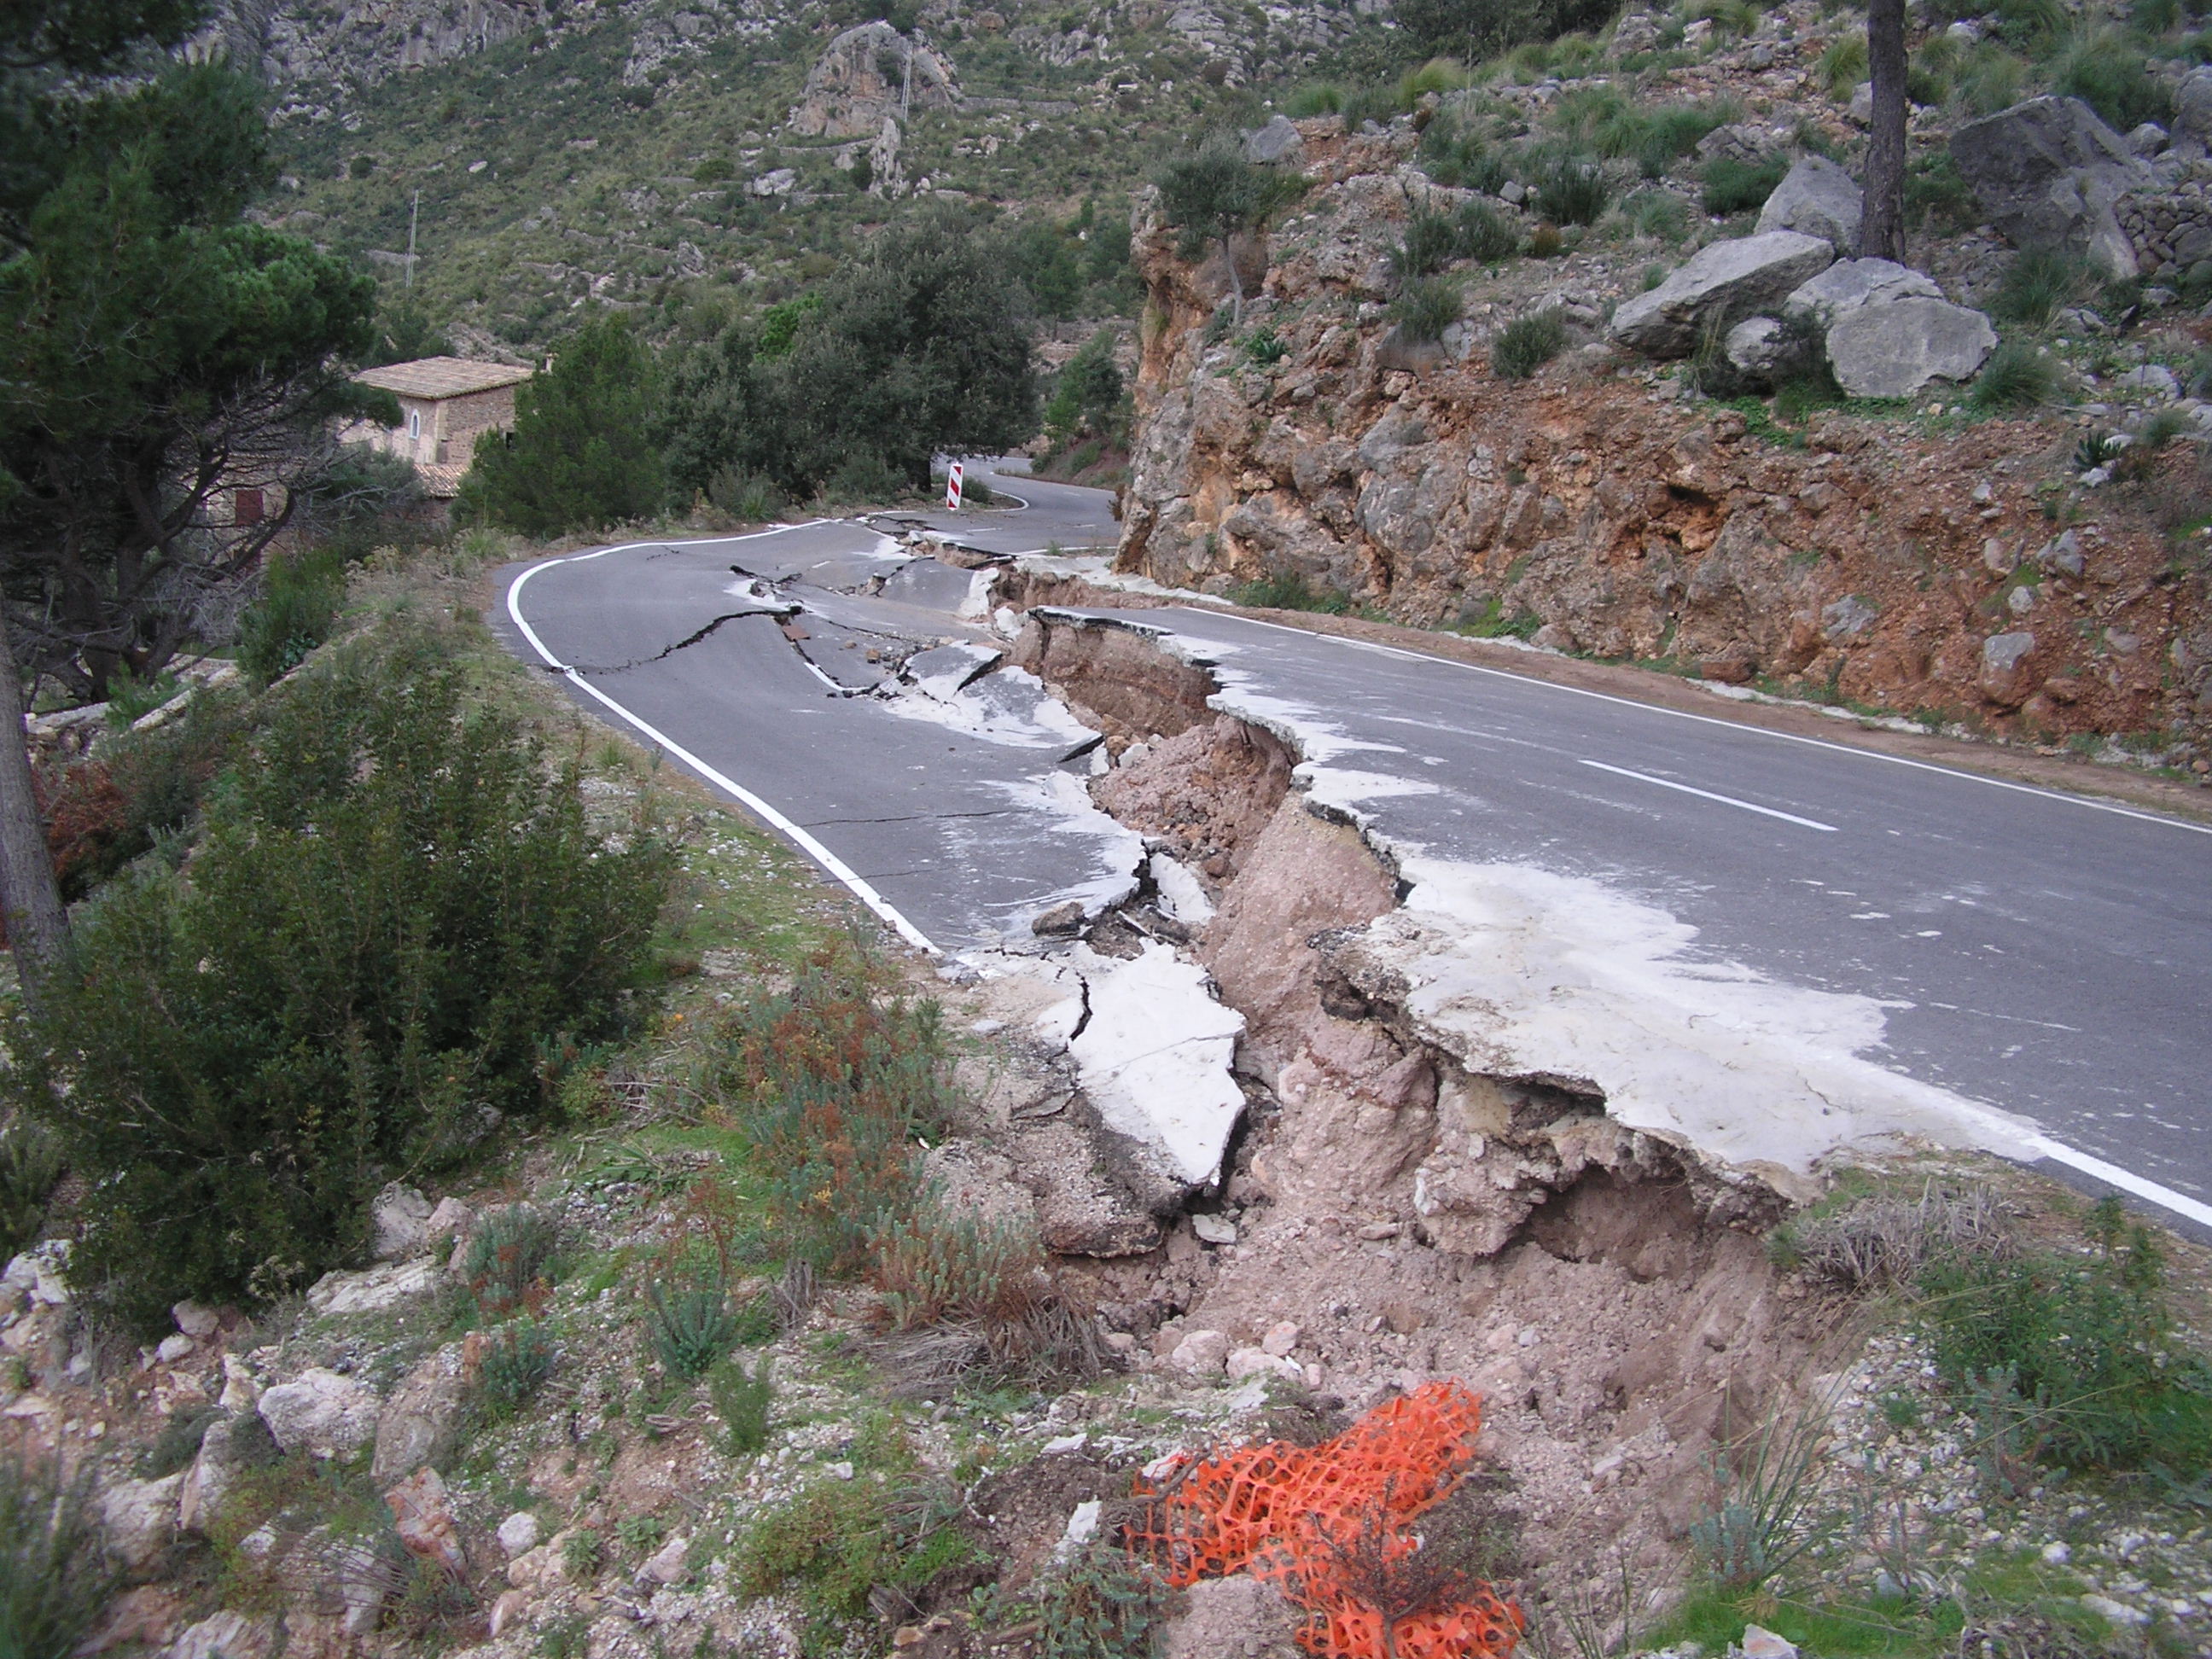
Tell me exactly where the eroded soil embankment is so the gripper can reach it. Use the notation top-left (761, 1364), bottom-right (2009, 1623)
top-left (1012, 605), bottom-right (1841, 1607)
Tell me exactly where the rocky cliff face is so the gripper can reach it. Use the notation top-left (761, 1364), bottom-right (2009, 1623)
top-left (1115, 119), bottom-right (2212, 757)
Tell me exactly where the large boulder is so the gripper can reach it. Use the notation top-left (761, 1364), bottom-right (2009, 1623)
top-left (2171, 65), bottom-right (2212, 160)
top-left (1949, 96), bottom-right (2150, 277)
top-left (370, 1344), bottom-right (472, 1485)
top-left (1784, 258), bottom-right (1943, 326)
top-left (180, 1410), bottom-right (280, 1534)
top-left (258, 1367), bottom-right (380, 1459)
top-left (1244, 114), bottom-right (1305, 166)
top-left (1755, 154), bottom-right (1863, 249)
top-left (788, 21), bottom-right (958, 139)
top-left (1825, 295), bottom-right (1997, 399)
top-left (99, 1472), bottom-right (183, 1570)
top-left (1609, 232), bottom-right (1836, 358)
top-left (370, 1183), bottom-right (434, 1260)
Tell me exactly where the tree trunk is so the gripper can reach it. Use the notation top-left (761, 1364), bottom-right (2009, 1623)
top-left (1859, 0), bottom-right (1909, 263)
top-left (0, 608), bottom-right (68, 1012)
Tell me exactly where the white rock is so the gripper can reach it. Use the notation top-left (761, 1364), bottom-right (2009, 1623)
top-left (1609, 231), bottom-right (1836, 358)
top-left (306, 1257), bottom-right (441, 1317)
top-left (163, 1611), bottom-right (273, 1659)
top-left (1042, 1431), bottom-right (1088, 1455)
top-left (2042, 1540), bottom-right (2072, 1563)
top-left (1755, 154), bottom-right (1862, 249)
top-left (1057, 1499), bottom-right (1102, 1558)
top-left (422, 1196), bottom-right (475, 1252)
top-left (2081, 1593), bottom-right (2150, 1627)
top-left (498, 1511), bottom-right (542, 1557)
top-left (641, 1534), bottom-right (690, 1585)
top-left (1260, 1321), bottom-right (1301, 1358)
top-left (1225, 1347), bottom-right (1303, 1382)
top-left (1740, 1625), bottom-right (1798, 1659)
top-left (218, 1353), bottom-right (260, 1413)
top-left (100, 1471), bottom-right (184, 1569)
top-left (1169, 1329), bottom-right (1232, 1376)
top-left (172, 1301), bottom-right (220, 1339)
top-left (370, 1183), bottom-right (434, 1259)
top-left (258, 1367), bottom-right (380, 1458)
top-left (154, 1333), bottom-right (196, 1365)
top-left (1190, 1213), bottom-right (1237, 1245)
top-left (1825, 295), bottom-right (1996, 399)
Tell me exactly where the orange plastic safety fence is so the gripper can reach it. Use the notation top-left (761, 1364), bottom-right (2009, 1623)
top-left (1124, 1381), bottom-right (1522, 1659)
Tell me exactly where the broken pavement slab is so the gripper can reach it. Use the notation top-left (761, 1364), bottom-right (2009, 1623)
top-left (1028, 941), bottom-right (1249, 1188)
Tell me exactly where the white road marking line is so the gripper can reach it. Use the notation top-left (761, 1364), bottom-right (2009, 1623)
top-left (1187, 609), bottom-right (2212, 837)
top-left (2029, 1136), bottom-right (2212, 1231)
top-left (1578, 759), bottom-right (1840, 831)
top-left (505, 539), bottom-right (942, 956)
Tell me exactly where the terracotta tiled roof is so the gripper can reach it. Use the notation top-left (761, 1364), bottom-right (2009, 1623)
top-left (416, 461), bottom-right (470, 498)
top-left (352, 356), bottom-right (533, 399)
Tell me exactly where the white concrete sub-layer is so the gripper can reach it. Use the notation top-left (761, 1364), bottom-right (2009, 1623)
top-left (1027, 942), bottom-right (1248, 1186)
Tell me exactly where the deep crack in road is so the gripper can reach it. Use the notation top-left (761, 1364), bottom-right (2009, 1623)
top-left (495, 457), bottom-right (2212, 1239)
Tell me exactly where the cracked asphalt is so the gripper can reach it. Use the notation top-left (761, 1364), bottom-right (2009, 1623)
top-left (494, 459), bottom-right (1137, 952)
top-left (496, 460), bottom-right (2212, 1237)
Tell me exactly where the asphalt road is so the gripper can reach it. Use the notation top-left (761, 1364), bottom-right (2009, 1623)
top-left (498, 463), bottom-right (2212, 1236)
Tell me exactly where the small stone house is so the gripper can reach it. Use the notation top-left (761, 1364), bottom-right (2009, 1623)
top-left (350, 357), bottom-right (533, 498)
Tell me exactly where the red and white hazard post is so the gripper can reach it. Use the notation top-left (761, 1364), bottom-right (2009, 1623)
top-left (945, 461), bottom-right (963, 510)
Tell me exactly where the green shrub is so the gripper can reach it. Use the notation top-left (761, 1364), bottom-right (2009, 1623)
top-left (12, 626), bottom-right (674, 1321)
top-left (1492, 310), bottom-right (1569, 380)
top-left (1389, 205), bottom-right (1466, 282)
top-left (1032, 1540), bottom-right (1167, 1659)
top-left (42, 681), bottom-right (254, 902)
top-left (1531, 154), bottom-right (1610, 224)
top-left (476, 1321), bottom-right (556, 1417)
top-left (1992, 0), bottom-right (2067, 46)
top-left (102, 669), bottom-right (183, 730)
top-left (1701, 154), bottom-right (1788, 215)
top-left (1991, 248), bottom-right (2092, 329)
top-left (1691, 0), bottom-right (1757, 40)
top-left (456, 313), bottom-right (667, 538)
top-left (1389, 275), bottom-right (1464, 345)
top-left (1394, 0), bottom-right (1622, 61)
top-left (1286, 84), bottom-right (1346, 117)
top-left (736, 1471), bottom-right (971, 1627)
top-left (706, 467), bottom-right (786, 522)
top-left (699, 945), bottom-right (951, 1276)
top-left (1918, 1197), bottom-right (2212, 1475)
top-left (1451, 201), bottom-right (1520, 262)
top-left (1955, 44), bottom-right (2029, 116)
top-left (1243, 327), bottom-right (1289, 366)
top-left (1419, 115), bottom-right (1511, 193)
top-left (464, 1205), bottom-right (562, 1319)
top-left (134, 1403), bottom-right (223, 1480)
top-left (1905, 150), bottom-right (1979, 235)
top-left (1621, 189), bottom-right (1691, 242)
top-left (1634, 102), bottom-right (1738, 178)
top-left (707, 1355), bottom-right (774, 1454)
top-left (2052, 29), bottom-right (2168, 131)
top-left (871, 1204), bottom-right (1044, 1330)
top-left (649, 1283), bottom-right (740, 1381)
top-left (1820, 31), bottom-right (1868, 97)
top-left (1230, 571), bottom-right (1353, 613)
top-left (0, 1125), bottom-right (61, 1257)
top-left (238, 545), bottom-right (349, 685)
top-left (1968, 340), bottom-right (2062, 410)
top-left (0, 1451), bottom-right (111, 1659)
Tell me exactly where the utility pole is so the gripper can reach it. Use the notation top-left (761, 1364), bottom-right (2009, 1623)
top-left (405, 189), bottom-right (420, 289)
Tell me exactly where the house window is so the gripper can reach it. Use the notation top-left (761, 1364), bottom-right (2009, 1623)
top-left (233, 488), bottom-right (265, 526)
top-left (408, 409), bottom-right (422, 439)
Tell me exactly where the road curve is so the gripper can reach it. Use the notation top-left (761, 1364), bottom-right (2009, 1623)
top-left (494, 473), bottom-right (2212, 1240)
